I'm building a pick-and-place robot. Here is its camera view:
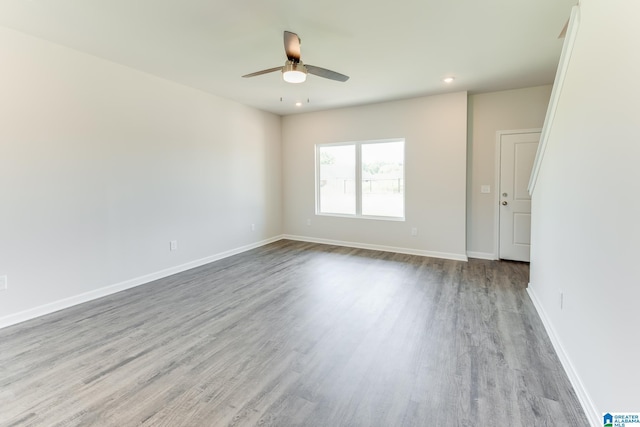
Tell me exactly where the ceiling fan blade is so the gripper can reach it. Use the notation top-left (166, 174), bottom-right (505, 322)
top-left (306, 65), bottom-right (349, 82)
top-left (284, 31), bottom-right (301, 62)
top-left (242, 66), bottom-right (282, 78)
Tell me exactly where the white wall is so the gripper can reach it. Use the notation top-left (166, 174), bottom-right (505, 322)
top-left (0, 27), bottom-right (282, 325)
top-left (467, 86), bottom-right (552, 258)
top-left (529, 1), bottom-right (640, 423)
top-left (282, 93), bottom-right (468, 259)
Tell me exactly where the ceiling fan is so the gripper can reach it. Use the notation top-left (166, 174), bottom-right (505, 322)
top-left (242, 31), bottom-right (349, 84)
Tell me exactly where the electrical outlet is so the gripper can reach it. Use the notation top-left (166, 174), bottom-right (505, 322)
top-left (0, 275), bottom-right (7, 291)
top-left (170, 240), bottom-right (178, 251)
top-left (411, 227), bottom-right (418, 236)
top-left (481, 185), bottom-right (491, 194)
top-left (251, 223), bottom-right (256, 231)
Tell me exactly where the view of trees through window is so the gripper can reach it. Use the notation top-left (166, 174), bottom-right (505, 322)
top-left (317, 140), bottom-right (404, 219)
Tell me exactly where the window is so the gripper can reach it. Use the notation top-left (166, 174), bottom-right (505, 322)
top-left (316, 139), bottom-right (405, 219)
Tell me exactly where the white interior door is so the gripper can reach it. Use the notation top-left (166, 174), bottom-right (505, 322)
top-left (499, 131), bottom-right (540, 262)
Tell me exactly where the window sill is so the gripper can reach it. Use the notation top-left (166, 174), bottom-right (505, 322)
top-left (315, 213), bottom-right (406, 222)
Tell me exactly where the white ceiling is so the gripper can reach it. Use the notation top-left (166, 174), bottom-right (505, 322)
top-left (0, 0), bottom-right (574, 115)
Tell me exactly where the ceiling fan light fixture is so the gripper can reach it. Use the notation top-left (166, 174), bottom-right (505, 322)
top-left (283, 61), bottom-right (307, 83)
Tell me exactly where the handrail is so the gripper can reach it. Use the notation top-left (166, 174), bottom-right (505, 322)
top-left (528, 5), bottom-right (581, 195)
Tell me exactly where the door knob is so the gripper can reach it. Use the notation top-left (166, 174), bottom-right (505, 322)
top-left (502, 201), bottom-right (508, 206)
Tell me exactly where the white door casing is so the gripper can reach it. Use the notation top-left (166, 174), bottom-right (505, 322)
top-left (497, 131), bottom-right (540, 262)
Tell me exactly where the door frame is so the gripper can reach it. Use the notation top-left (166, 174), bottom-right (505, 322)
top-left (493, 128), bottom-right (542, 259)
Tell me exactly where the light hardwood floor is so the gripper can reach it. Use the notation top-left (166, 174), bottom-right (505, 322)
top-left (0, 240), bottom-right (588, 426)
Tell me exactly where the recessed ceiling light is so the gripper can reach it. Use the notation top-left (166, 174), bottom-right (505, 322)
top-left (295, 102), bottom-right (302, 107)
top-left (443, 77), bottom-right (455, 83)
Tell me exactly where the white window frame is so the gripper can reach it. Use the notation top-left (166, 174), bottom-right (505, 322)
top-left (315, 138), bottom-right (405, 221)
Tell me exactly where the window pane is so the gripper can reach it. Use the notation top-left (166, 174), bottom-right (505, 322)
top-left (361, 141), bottom-right (404, 217)
top-left (318, 145), bottom-right (356, 215)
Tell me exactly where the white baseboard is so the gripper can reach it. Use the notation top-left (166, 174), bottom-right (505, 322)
top-left (467, 251), bottom-right (497, 260)
top-left (527, 285), bottom-right (599, 427)
top-left (1, 234), bottom-right (467, 330)
top-left (282, 234), bottom-right (468, 262)
top-left (0, 236), bottom-right (283, 330)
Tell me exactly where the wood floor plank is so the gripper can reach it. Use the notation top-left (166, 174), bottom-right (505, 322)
top-left (0, 240), bottom-right (588, 426)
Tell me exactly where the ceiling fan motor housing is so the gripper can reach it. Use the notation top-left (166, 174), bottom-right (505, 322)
top-left (282, 60), bottom-right (308, 83)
